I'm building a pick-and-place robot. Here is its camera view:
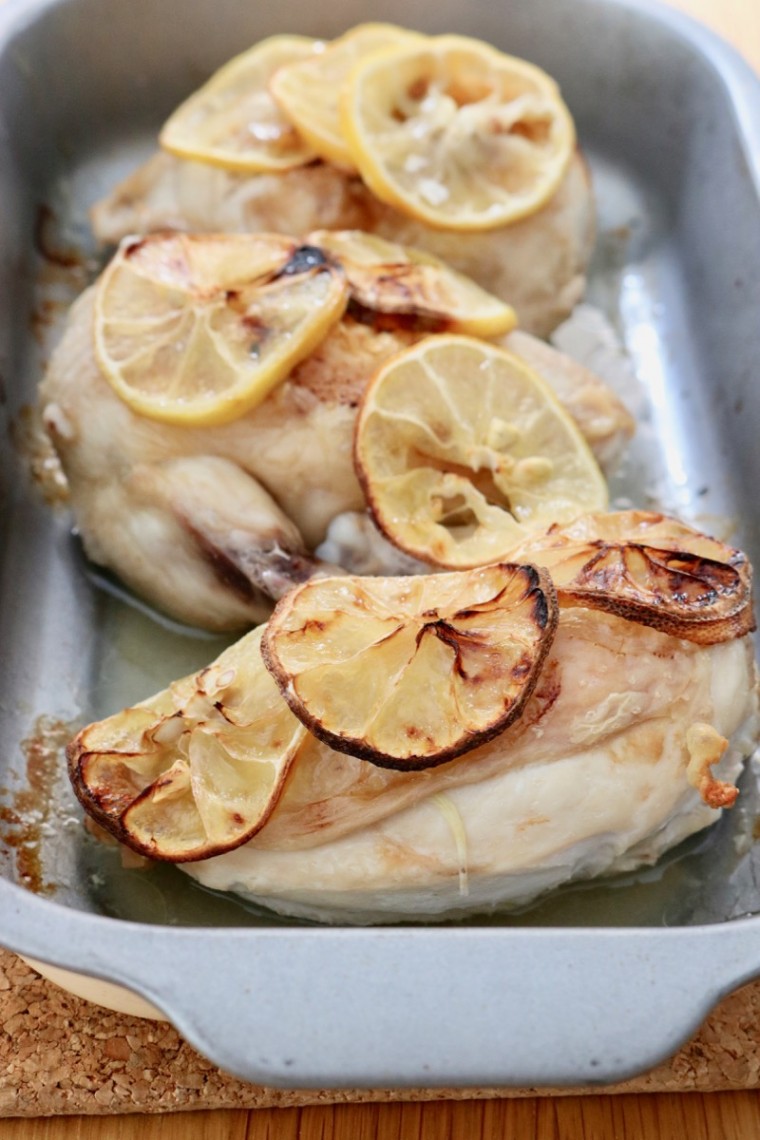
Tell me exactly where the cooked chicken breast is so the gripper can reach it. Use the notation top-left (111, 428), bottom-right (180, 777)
top-left (40, 283), bottom-right (632, 631)
top-left (182, 609), bottom-right (759, 923)
top-left (90, 152), bottom-right (594, 338)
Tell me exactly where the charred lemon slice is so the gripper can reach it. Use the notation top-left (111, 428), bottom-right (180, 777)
top-left (341, 35), bottom-right (575, 230)
top-left (308, 229), bottom-right (517, 335)
top-left (159, 35), bottom-right (322, 172)
top-left (270, 23), bottom-right (425, 171)
top-left (68, 627), bottom-right (308, 861)
top-left (261, 563), bottom-right (558, 770)
top-left (507, 510), bottom-right (756, 645)
top-left (94, 234), bottom-right (348, 426)
top-left (354, 335), bottom-right (608, 569)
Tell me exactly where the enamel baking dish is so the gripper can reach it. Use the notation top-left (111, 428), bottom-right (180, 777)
top-left (1, 0), bottom-right (760, 1089)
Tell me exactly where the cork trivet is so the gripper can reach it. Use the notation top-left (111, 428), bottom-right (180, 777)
top-left (1, 950), bottom-right (760, 1117)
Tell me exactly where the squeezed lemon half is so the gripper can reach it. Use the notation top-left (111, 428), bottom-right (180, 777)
top-left (93, 233), bottom-right (348, 426)
top-left (340, 34), bottom-right (576, 230)
top-left (160, 35), bottom-right (322, 172)
top-left (262, 563), bottom-right (558, 769)
top-left (354, 334), bottom-right (608, 568)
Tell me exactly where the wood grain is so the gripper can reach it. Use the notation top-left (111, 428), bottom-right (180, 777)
top-left (2, 0), bottom-right (758, 1137)
top-left (4, 1094), bottom-right (760, 1139)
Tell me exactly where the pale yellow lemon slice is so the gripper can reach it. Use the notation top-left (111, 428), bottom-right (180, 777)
top-left (270, 23), bottom-right (425, 171)
top-left (261, 563), bottom-right (557, 770)
top-left (93, 234), bottom-right (348, 426)
top-left (354, 335), bottom-right (608, 568)
top-left (160, 35), bottom-right (322, 172)
top-left (308, 229), bottom-right (517, 336)
top-left (341, 34), bottom-right (576, 230)
top-left (67, 627), bottom-right (308, 861)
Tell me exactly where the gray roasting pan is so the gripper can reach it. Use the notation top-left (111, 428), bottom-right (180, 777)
top-left (1, 0), bottom-right (760, 1089)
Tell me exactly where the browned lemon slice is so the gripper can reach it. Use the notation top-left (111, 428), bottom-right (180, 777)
top-left (67, 627), bottom-right (308, 862)
top-left (93, 234), bottom-right (348, 426)
top-left (341, 34), bottom-right (575, 230)
top-left (160, 35), bottom-right (322, 171)
top-left (270, 23), bottom-right (425, 171)
top-left (354, 335), bottom-right (608, 569)
top-left (506, 510), bottom-right (756, 645)
top-left (308, 229), bottom-right (517, 335)
top-left (261, 564), bottom-right (558, 770)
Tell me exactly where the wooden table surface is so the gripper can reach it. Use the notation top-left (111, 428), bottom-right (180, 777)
top-left (5, 0), bottom-right (760, 1136)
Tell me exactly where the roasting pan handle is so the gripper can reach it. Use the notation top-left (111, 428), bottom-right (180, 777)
top-left (5, 887), bottom-right (760, 1088)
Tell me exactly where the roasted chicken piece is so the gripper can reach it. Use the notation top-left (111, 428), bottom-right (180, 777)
top-left (90, 152), bottom-right (594, 338)
top-left (67, 516), bottom-right (758, 924)
top-left (40, 237), bottom-right (633, 631)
